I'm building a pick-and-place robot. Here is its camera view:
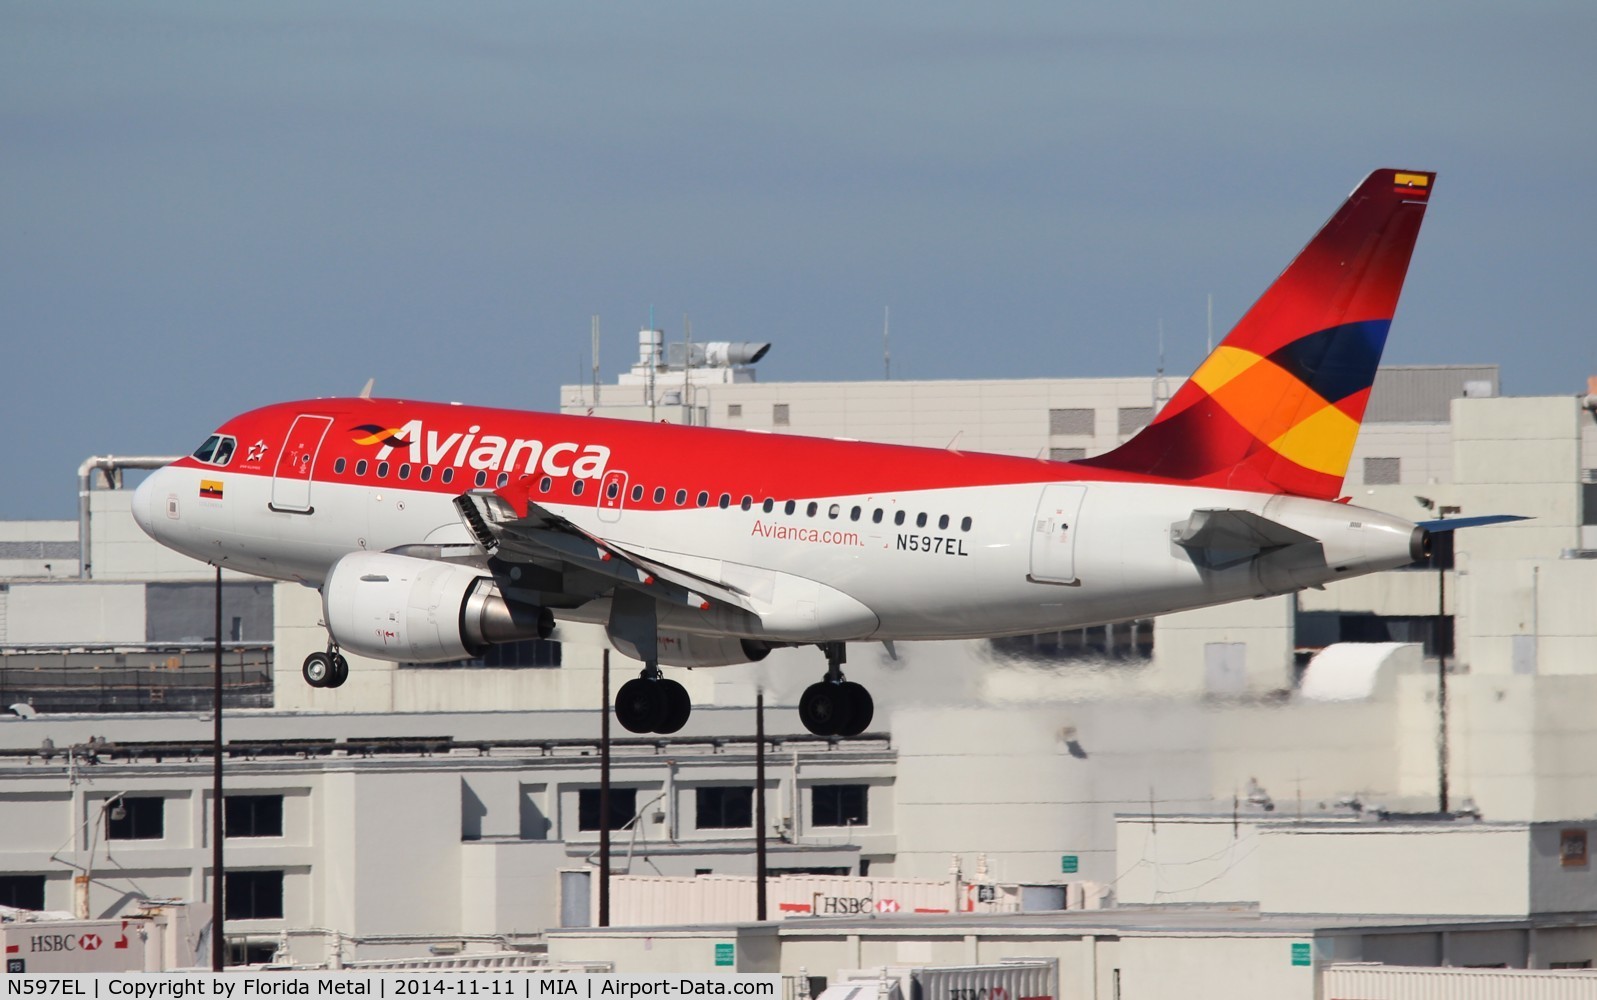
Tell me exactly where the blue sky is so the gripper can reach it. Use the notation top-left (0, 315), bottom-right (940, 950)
top-left (4, 1), bottom-right (1594, 518)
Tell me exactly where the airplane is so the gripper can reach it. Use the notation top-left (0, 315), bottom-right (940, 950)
top-left (133, 168), bottom-right (1505, 738)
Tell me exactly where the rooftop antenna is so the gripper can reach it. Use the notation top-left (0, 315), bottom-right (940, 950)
top-left (883, 306), bottom-right (891, 380)
top-left (1154, 319), bottom-right (1170, 412)
top-left (683, 313), bottom-right (692, 426)
top-left (1206, 292), bottom-right (1215, 355)
top-left (591, 315), bottom-right (601, 407)
top-left (358, 378), bottom-right (375, 399)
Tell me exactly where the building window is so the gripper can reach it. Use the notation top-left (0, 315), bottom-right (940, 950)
top-left (0, 874), bottom-right (46, 911)
top-left (1562, 828), bottom-right (1589, 867)
top-left (578, 788), bottom-right (637, 831)
top-left (1552, 961), bottom-right (1594, 969)
top-left (225, 795), bottom-right (284, 838)
top-left (106, 797), bottom-right (164, 840)
top-left (1118, 406), bottom-right (1154, 435)
top-left (727, 404), bottom-right (742, 418)
top-left (773, 404), bottom-right (790, 427)
top-left (1050, 447), bottom-right (1087, 462)
top-left (811, 785), bottom-right (867, 827)
top-left (1048, 408), bottom-right (1094, 436)
top-left (696, 787), bottom-right (753, 829)
top-left (1364, 457), bottom-right (1401, 485)
top-left (224, 870), bottom-right (284, 920)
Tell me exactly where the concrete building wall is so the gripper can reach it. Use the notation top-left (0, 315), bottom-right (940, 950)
top-left (0, 520), bottom-right (80, 579)
top-left (5, 582), bottom-right (146, 644)
top-left (1257, 825), bottom-right (1531, 917)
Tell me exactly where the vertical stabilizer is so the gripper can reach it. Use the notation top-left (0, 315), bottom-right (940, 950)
top-left (1080, 169), bottom-right (1435, 499)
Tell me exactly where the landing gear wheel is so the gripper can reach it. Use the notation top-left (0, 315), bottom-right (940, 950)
top-left (655, 679), bottom-right (692, 735)
top-left (836, 681), bottom-right (873, 736)
top-left (326, 653), bottom-right (350, 689)
top-left (302, 651), bottom-right (333, 688)
top-left (799, 682), bottom-right (848, 736)
top-left (615, 677), bottom-right (666, 734)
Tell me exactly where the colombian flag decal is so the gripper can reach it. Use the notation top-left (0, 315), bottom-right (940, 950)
top-left (199, 479), bottom-right (224, 500)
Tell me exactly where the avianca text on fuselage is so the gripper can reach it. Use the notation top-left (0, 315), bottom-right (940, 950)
top-left (367, 419), bottom-right (612, 480)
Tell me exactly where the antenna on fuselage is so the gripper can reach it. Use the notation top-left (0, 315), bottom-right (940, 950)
top-left (358, 378), bottom-right (375, 399)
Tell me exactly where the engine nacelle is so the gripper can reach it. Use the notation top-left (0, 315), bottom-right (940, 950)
top-left (324, 551), bottom-right (552, 662)
top-left (607, 626), bottom-right (774, 668)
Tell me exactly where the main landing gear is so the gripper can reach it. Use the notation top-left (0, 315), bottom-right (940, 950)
top-left (615, 666), bottom-right (692, 735)
top-left (799, 642), bottom-right (873, 737)
top-left (302, 644), bottom-right (349, 689)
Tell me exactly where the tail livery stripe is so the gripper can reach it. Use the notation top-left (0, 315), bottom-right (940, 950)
top-left (1081, 169), bottom-right (1435, 500)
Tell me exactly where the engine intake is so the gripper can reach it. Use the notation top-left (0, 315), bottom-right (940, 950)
top-left (323, 551), bottom-right (552, 662)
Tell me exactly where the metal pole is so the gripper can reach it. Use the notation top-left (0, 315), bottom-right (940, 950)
top-left (756, 691), bottom-right (767, 921)
top-left (599, 649), bottom-right (611, 927)
top-left (1437, 534), bottom-right (1450, 815)
top-left (211, 564), bottom-right (225, 970)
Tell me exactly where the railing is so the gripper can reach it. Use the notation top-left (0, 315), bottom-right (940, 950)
top-left (0, 644), bottom-right (273, 713)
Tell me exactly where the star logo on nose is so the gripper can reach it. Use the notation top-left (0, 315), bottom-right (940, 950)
top-left (247, 440), bottom-right (269, 462)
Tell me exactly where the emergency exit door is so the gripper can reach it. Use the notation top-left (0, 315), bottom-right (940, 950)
top-left (1029, 484), bottom-right (1086, 585)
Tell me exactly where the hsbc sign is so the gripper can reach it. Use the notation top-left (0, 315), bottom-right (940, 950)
top-left (0, 920), bottom-right (140, 973)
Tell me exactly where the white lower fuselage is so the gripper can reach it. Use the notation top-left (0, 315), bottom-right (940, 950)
top-left (138, 462), bottom-right (1419, 645)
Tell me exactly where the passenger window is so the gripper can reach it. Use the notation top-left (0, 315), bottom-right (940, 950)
top-left (697, 491), bottom-right (709, 508)
top-left (654, 487), bottom-right (665, 504)
top-left (573, 480), bottom-right (585, 496)
top-left (784, 500), bottom-right (796, 515)
top-left (377, 462), bottom-right (389, 478)
top-left (741, 496), bottom-right (752, 511)
top-left (676, 489), bottom-right (688, 505)
top-left (420, 466), bottom-right (432, 482)
top-left (606, 481), bottom-right (620, 499)
top-left (894, 511), bottom-right (906, 526)
top-left (540, 476), bottom-right (552, 493)
top-left (356, 460), bottom-right (368, 477)
top-left (398, 464), bottom-right (411, 480)
top-left (497, 472), bottom-right (509, 488)
top-left (850, 506), bottom-right (861, 521)
top-left (334, 457), bottom-right (347, 474)
top-left (806, 502), bottom-right (818, 517)
top-left (916, 512), bottom-right (928, 528)
top-left (631, 485), bottom-right (644, 502)
top-left (872, 509), bottom-right (883, 524)
top-left (719, 494), bottom-right (731, 509)
top-left (828, 504), bottom-right (840, 519)
top-left (961, 516), bottom-right (972, 531)
top-left (763, 499), bottom-right (775, 513)
top-left (474, 470), bottom-right (487, 487)
top-left (442, 468), bottom-right (454, 485)
top-left (938, 514), bottom-right (950, 530)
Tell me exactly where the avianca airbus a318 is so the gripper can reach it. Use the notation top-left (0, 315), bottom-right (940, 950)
top-left (134, 169), bottom-right (1501, 737)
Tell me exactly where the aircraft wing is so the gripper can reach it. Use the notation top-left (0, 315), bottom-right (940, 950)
top-left (453, 489), bottom-right (756, 614)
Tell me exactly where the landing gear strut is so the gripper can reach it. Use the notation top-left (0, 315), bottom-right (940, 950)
top-left (302, 644), bottom-right (349, 689)
top-left (799, 642), bottom-right (873, 737)
top-left (615, 665), bottom-right (692, 735)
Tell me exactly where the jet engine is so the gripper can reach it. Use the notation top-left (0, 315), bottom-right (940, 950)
top-left (607, 626), bottom-right (775, 668)
top-left (323, 551), bottom-right (552, 662)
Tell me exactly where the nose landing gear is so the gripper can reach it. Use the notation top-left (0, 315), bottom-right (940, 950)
top-left (799, 642), bottom-right (873, 737)
top-left (302, 645), bottom-right (349, 689)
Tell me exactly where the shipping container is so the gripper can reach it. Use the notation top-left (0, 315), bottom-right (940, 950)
top-left (1324, 963), bottom-right (1597, 999)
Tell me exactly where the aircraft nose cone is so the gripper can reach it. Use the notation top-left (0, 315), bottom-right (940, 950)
top-left (131, 471), bottom-right (159, 539)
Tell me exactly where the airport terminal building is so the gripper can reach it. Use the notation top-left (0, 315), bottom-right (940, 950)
top-left (3, 347), bottom-right (1597, 992)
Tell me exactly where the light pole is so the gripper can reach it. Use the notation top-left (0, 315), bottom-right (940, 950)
top-left (1415, 497), bottom-right (1461, 815)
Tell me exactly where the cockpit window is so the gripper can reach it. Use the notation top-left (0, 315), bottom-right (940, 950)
top-left (192, 434), bottom-right (237, 467)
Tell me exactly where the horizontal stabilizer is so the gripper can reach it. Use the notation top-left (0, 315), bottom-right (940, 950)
top-left (1175, 508), bottom-right (1318, 552)
top-left (1416, 514), bottom-right (1529, 533)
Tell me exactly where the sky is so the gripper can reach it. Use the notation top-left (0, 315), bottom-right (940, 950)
top-left (4, 1), bottom-right (1595, 519)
